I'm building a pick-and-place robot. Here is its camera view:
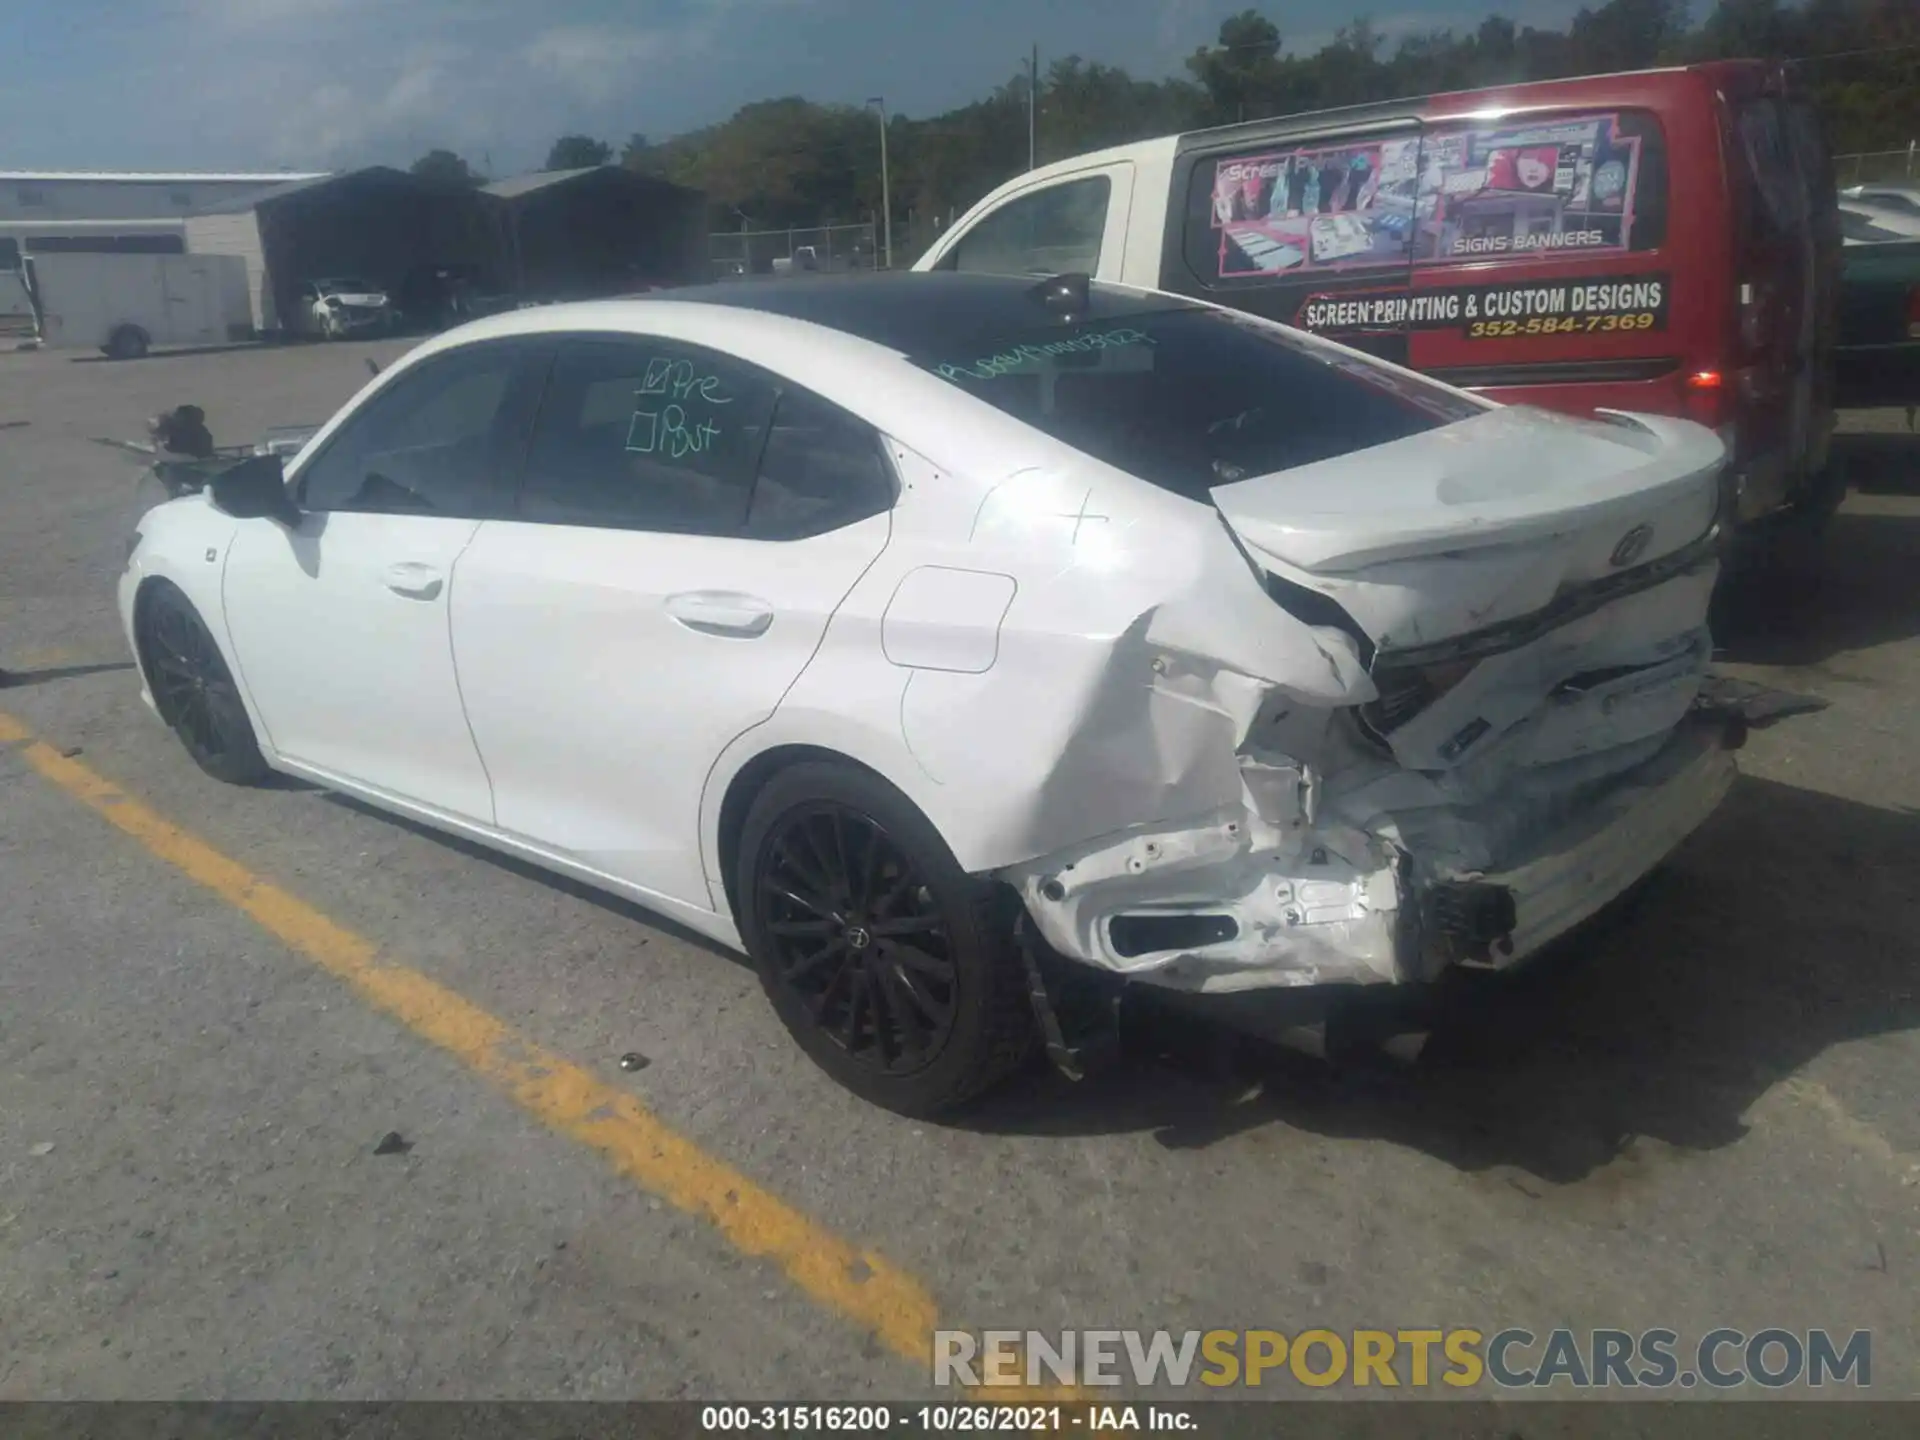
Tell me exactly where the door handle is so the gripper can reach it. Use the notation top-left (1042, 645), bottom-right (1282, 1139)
top-left (383, 561), bottom-right (444, 600)
top-left (665, 591), bottom-right (775, 638)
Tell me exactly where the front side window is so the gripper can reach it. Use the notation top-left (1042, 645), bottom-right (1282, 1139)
top-left (517, 338), bottom-right (776, 534)
top-left (915, 305), bottom-right (1482, 502)
top-left (296, 342), bottom-right (531, 515)
top-left (944, 176), bottom-right (1111, 278)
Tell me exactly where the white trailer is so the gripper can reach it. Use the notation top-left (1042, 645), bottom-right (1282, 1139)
top-left (25, 251), bottom-right (251, 358)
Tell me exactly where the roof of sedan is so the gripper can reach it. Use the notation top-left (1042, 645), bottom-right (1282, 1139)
top-left (658, 271), bottom-right (1195, 354)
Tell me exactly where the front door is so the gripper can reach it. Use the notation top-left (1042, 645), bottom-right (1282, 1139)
top-left (450, 335), bottom-right (896, 911)
top-left (221, 337), bottom-right (546, 821)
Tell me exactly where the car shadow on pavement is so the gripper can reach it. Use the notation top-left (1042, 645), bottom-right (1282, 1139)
top-left (319, 791), bottom-right (752, 969)
top-left (0, 660), bottom-right (136, 688)
top-left (1711, 508), bottom-right (1920, 667)
top-left (965, 774), bottom-right (1920, 1188)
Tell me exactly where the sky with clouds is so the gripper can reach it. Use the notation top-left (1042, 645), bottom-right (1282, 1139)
top-left (2, 0), bottom-right (1587, 176)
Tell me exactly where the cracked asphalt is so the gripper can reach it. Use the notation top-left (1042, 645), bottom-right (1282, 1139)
top-left (2, 339), bottom-right (1916, 1403)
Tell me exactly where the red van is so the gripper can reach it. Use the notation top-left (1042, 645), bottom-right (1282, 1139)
top-left (915, 60), bottom-right (1844, 541)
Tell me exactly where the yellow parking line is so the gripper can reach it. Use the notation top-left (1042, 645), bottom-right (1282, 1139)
top-left (4, 712), bottom-right (953, 1372)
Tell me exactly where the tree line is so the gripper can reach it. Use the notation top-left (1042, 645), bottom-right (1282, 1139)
top-left (410, 0), bottom-right (1917, 238)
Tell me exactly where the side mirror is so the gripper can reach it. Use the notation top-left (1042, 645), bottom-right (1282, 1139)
top-left (208, 453), bottom-right (299, 526)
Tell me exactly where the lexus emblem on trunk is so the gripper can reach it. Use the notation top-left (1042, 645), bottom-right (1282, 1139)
top-left (1609, 524), bottom-right (1654, 568)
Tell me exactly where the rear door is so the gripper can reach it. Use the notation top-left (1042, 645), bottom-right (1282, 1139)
top-left (450, 335), bottom-right (895, 912)
top-left (1162, 119), bottom-right (1423, 363)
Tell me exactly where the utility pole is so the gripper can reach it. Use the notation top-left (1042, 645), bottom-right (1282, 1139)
top-left (1028, 44), bottom-right (1038, 170)
top-left (867, 97), bottom-right (892, 269)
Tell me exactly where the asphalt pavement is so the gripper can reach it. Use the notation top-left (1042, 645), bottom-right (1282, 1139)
top-left (2, 338), bottom-right (1917, 1403)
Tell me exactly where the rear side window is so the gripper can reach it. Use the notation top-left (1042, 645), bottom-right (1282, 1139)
top-left (745, 386), bottom-right (894, 539)
top-left (942, 176), bottom-right (1110, 277)
top-left (914, 306), bottom-right (1483, 502)
top-left (518, 339), bottom-right (776, 534)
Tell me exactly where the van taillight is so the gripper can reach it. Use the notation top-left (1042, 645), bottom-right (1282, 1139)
top-left (1907, 285), bottom-right (1920, 340)
top-left (1683, 368), bottom-right (1731, 429)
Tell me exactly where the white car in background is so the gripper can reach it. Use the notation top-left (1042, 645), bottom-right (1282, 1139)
top-left (120, 272), bottom-right (1767, 1114)
top-left (300, 276), bottom-right (395, 338)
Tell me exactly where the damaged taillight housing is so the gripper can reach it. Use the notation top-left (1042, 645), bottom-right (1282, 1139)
top-left (1358, 657), bottom-right (1479, 747)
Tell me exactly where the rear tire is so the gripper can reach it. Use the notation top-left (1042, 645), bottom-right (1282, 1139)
top-left (134, 581), bottom-right (270, 785)
top-left (735, 761), bottom-right (1036, 1116)
top-left (104, 325), bottom-right (149, 361)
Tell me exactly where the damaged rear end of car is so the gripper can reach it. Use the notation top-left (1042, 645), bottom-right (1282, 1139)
top-left (929, 297), bottom-right (1762, 1021)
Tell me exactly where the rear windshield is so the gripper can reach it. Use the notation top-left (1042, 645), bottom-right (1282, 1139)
top-left (1733, 99), bottom-right (1834, 239)
top-left (913, 307), bottom-right (1483, 501)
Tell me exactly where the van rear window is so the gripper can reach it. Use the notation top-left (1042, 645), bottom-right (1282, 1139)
top-left (1186, 108), bottom-right (1669, 285)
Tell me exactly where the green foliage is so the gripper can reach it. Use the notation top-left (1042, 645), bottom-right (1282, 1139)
top-left (408, 148), bottom-right (482, 187)
top-left (594, 1), bottom-right (1918, 234)
top-left (544, 135), bottom-right (614, 171)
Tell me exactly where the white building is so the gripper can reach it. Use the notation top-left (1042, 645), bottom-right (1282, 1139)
top-left (0, 170), bottom-right (331, 267)
top-left (0, 171), bottom-right (329, 224)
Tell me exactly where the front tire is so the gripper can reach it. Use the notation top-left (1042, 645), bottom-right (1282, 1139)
top-left (135, 581), bottom-right (270, 785)
top-left (736, 762), bottom-right (1036, 1116)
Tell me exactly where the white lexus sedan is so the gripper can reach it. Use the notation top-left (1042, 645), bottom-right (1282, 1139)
top-left (121, 271), bottom-right (1751, 1115)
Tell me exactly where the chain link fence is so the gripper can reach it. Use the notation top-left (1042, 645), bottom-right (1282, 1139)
top-left (708, 222), bottom-right (880, 278)
top-left (1834, 146), bottom-right (1919, 187)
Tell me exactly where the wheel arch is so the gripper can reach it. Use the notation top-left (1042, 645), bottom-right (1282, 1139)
top-left (711, 741), bottom-right (908, 927)
top-left (125, 550), bottom-right (277, 763)
top-left (703, 691), bottom-right (984, 925)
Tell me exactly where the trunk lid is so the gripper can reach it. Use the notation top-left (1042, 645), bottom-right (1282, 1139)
top-left (1210, 404), bottom-right (1723, 653)
top-left (1210, 404), bottom-right (1726, 775)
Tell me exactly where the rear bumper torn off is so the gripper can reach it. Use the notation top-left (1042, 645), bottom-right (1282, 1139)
top-left (1005, 716), bottom-right (1739, 996)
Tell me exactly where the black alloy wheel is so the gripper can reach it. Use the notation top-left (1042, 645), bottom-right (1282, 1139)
top-left (737, 761), bottom-right (1036, 1115)
top-left (136, 581), bottom-right (269, 785)
top-left (755, 803), bottom-right (960, 1076)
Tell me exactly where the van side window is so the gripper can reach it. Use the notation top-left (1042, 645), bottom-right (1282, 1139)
top-left (1737, 100), bottom-right (1816, 242)
top-left (941, 176), bottom-right (1111, 277)
top-left (1186, 130), bottom-right (1419, 286)
top-left (1182, 109), bottom-right (1671, 286)
top-left (1412, 108), bottom-right (1669, 265)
